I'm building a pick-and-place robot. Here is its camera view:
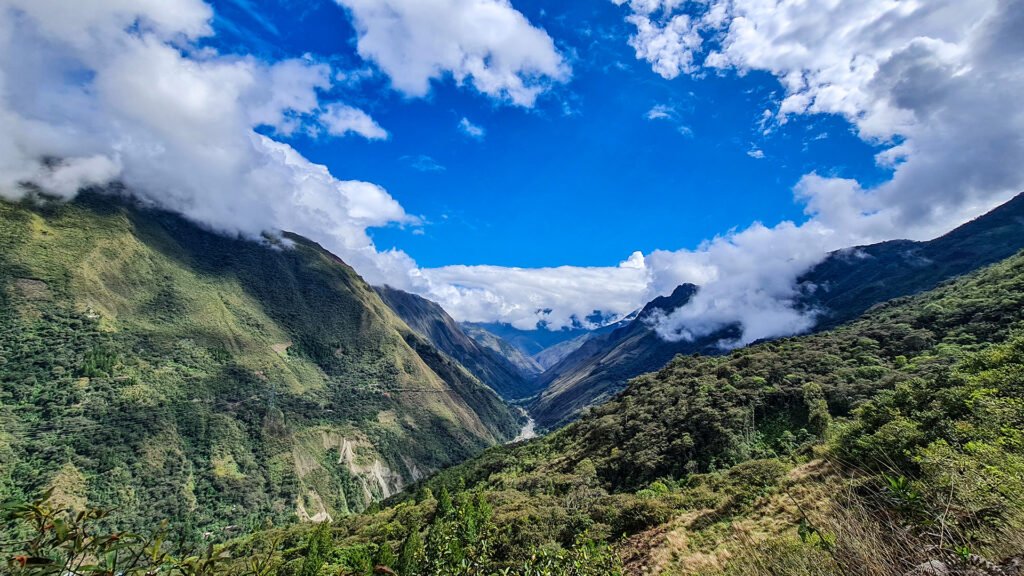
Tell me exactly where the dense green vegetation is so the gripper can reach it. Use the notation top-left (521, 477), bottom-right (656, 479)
top-left (0, 194), bottom-right (519, 538)
top-left (4, 194), bottom-right (1024, 575)
top-left (174, 248), bottom-right (1024, 574)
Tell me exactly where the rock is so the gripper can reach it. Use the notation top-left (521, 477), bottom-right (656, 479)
top-left (910, 560), bottom-right (951, 576)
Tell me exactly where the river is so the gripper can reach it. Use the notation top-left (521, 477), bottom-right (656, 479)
top-left (511, 415), bottom-right (537, 442)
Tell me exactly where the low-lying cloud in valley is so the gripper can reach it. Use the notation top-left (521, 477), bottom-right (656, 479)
top-left (1, 0), bottom-right (1021, 343)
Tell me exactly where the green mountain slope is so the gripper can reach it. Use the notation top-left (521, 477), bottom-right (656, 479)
top-left (7, 238), bottom-right (1024, 575)
top-left (0, 194), bottom-right (518, 535)
top-left (529, 284), bottom-right (727, 429)
top-left (357, 247), bottom-right (1024, 573)
top-left (374, 286), bottom-right (534, 400)
top-left (800, 191), bottom-right (1024, 328)
top-left (43, 241), bottom-right (1023, 576)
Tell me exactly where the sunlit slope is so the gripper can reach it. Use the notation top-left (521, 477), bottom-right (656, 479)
top-left (374, 285), bottom-right (534, 400)
top-left (0, 194), bottom-right (518, 533)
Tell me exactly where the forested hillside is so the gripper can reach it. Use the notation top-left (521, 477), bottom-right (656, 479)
top-left (799, 191), bottom-right (1024, 328)
top-left (315, 248), bottom-right (1024, 574)
top-left (0, 194), bottom-right (519, 537)
top-left (529, 284), bottom-right (718, 429)
top-left (9, 242), bottom-right (1023, 575)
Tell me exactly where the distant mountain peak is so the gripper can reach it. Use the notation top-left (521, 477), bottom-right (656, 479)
top-left (639, 283), bottom-right (699, 319)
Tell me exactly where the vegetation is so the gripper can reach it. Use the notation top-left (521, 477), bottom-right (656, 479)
top-left (533, 192), bottom-right (1024, 430)
top-left (377, 249), bottom-right (1024, 573)
top-left (0, 194), bottom-right (518, 539)
top-left (4, 194), bottom-right (1024, 574)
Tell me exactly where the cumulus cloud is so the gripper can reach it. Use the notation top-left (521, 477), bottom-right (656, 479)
top-left (3, 0), bottom-right (1020, 347)
top-left (417, 252), bottom-right (651, 330)
top-left (0, 0), bottom-right (637, 331)
top-left (334, 0), bottom-right (571, 106)
top-left (458, 117), bottom-right (486, 139)
top-left (625, 12), bottom-right (702, 79)
top-left (597, 0), bottom-right (1024, 345)
top-left (0, 0), bottom-right (418, 286)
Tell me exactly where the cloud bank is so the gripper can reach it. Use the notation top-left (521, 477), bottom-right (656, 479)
top-left (0, 0), bottom-right (565, 295)
top-left (601, 0), bottom-right (1024, 345)
top-left (2, 0), bottom-right (1021, 346)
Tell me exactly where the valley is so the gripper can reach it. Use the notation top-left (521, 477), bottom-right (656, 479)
top-left (3, 191), bottom-right (1024, 575)
top-left (3, 0), bottom-right (1022, 573)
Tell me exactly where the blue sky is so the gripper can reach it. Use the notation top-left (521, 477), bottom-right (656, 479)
top-left (208, 0), bottom-right (889, 268)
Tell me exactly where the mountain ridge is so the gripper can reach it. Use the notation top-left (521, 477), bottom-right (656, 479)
top-left (0, 193), bottom-right (519, 533)
top-left (529, 192), bottom-right (1024, 428)
top-left (373, 285), bottom-right (537, 400)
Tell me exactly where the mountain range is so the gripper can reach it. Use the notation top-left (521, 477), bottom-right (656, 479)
top-left (373, 285), bottom-right (536, 400)
top-left (4, 190), bottom-right (1024, 570)
top-left (4, 191), bottom-right (1024, 575)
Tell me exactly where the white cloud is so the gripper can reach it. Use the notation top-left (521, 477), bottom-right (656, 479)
top-left (417, 252), bottom-right (652, 330)
top-left (3, 0), bottom-right (1019, 349)
top-left (645, 104), bottom-right (674, 120)
top-left (600, 0), bottom-right (1024, 345)
top-left (403, 155), bottom-right (446, 172)
top-left (0, 0), bottom-right (417, 286)
top-left (747, 147), bottom-right (764, 159)
top-left (626, 13), bottom-right (702, 79)
top-left (334, 0), bottom-right (571, 106)
top-left (459, 117), bottom-right (486, 139)
top-left (645, 103), bottom-right (693, 135)
top-left (319, 103), bottom-right (388, 140)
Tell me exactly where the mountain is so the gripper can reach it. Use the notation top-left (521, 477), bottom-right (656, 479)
top-left (463, 321), bottom-right (592, 355)
top-left (460, 323), bottom-right (545, 377)
top-left (530, 333), bottom-right (593, 370)
top-left (68, 242), bottom-right (1024, 575)
top-left (462, 314), bottom-right (639, 375)
top-left (0, 194), bottom-right (519, 533)
top-left (529, 283), bottom-right (736, 428)
top-left (373, 286), bottom-right (536, 400)
top-left (530, 192), bottom-right (1024, 429)
top-left (800, 191), bottom-right (1024, 328)
top-left (372, 244), bottom-right (1024, 575)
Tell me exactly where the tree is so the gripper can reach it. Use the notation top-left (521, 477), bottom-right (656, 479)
top-left (803, 382), bottom-right (831, 436)
top-left (299, 522), bottom-right (333, 576)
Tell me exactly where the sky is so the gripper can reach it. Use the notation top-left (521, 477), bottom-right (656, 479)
top-left (1, 0), bottom-right (1022, 345)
